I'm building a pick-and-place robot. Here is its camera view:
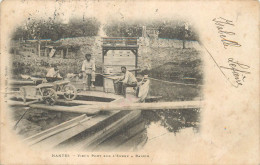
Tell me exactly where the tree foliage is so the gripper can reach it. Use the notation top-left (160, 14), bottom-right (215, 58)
top-left (12, 17), bottom-right (199, 41)
top-left (156, 20), bottom-right (199, 41)
top-left (103, 21), bottom-right (142, 37)
top-left (12, 17), bottom-right (100, 41)
top-left (104, 20), bottom-right (199, 41)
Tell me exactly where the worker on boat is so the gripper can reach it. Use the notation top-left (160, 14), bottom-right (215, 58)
top-left (46, 65), bottom-right (63, 82)
top-left (115, 66), bottom-right (137, 98)
top-left (82, 53), bottom-right (95, 90)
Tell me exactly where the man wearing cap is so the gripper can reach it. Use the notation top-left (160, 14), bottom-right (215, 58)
top-left (115, 66), bottom-right (137, 97)
top-left (82, 54), bottom-right (95, 90)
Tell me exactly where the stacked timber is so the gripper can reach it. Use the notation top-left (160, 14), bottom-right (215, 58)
top-left (23, 95), bottom-right (143, 151)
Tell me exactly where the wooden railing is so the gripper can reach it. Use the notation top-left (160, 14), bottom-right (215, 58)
top-left (102, 37), bottom-right (138, 46)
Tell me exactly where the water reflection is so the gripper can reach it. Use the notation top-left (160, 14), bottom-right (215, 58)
top-left (95, 109), bottom-right (200, 151)
top-left (142, 109), bottom-right (200, 149)
top-left (142, 109), bottom-right (200, 134)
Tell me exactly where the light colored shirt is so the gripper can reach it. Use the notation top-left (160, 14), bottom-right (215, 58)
top-left (82, 59), bottom-right (95, 74)
top-left (46, 68), bottom-right (62, 78)
top-left (121, 71), bottom-right (137, 84)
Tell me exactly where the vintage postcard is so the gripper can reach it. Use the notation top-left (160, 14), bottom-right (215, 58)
top-left (0, 0), bottom-right (259, 164)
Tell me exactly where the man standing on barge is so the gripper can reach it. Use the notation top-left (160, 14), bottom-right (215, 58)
top-left (82, 54), bottom-right (95, 91)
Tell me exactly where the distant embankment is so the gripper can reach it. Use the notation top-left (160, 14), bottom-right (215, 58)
top-left (140, 38), bottom-right (200, 49)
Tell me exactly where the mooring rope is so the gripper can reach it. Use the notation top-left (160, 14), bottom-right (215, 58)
top-left (148, 77), bottom-right (203, 87)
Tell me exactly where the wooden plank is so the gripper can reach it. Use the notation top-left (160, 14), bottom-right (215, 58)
top-left (94, 121), bottom-right (145, 151)
top-left (76, 91), bottom-right (123, 100)
top-left (29, 104), bottom-right (102, 115)
top-left (27, 97), bottom-right (131, 149)
top-left (8, 100), bottom-right (28, 106)
top-left (29, 115), bottom-right (93, 150)
top-left (82, 101), bottom-right (202, 111)
top-left (24, 96), bottom-right (137, 148)
top-left (30, 111), bottom-right (126, 150)
top-left (86, 110), bottom-right (141, 150)
top-left (8, 100), bottom-right (41, 106)
top-left (135, 50), bottom-right (138, 76)
top-left (24, 114), bottom-right (87, 145)
top-left (10, 80), bottom-right (35, 85)
top-left (4, 91), bottom-right (20, 94)
top-left (56, 99), bottom-right (107, 105)
top-left (64, 110), bottom-right (141, 151)
top-left (145, 96), bottom-right (163, 102)
top-left (30, 101), bottom-right (202, 114)
top-left (117, 129), bottom-right (147, 151)
top-left (145, 96), bottom-right (163, 100)
top-left (25, 100), bottom-right (41, 105)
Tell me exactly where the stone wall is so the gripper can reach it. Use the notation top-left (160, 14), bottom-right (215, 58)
top-left (137, 38), bottom-right (201, 71)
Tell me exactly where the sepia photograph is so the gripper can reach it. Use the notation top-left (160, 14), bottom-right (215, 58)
top-left (8, 7), bottom-right (202, 151)
top-left (0, 0), bottom-right (259, 164)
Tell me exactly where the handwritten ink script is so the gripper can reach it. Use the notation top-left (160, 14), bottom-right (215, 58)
top-left (204, 17), bottom-right (250, 88)
top-left (220, 58), bottom-right (250, 87)
top-left (213, 17), bottom-right (241, 49)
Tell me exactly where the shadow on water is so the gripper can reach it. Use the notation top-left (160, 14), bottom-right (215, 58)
top-left (142, 108), bottom-right (200, 134)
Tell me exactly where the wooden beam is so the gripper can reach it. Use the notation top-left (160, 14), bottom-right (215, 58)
top-left (135, 49), bottom-right (138, 76)
top-left (101, 46), bottom-right (139, 50)
top-left (24, 95), bottom-right (141, 149)
top-left (145, 96), bottom-right (163, 102)
top-left (130, 49), bottom-right (137, 56)
top-left (102, 49), bottom-right (108, 92)
top-left (38, 40), bottom-right (41, 57)
top-left (44, 48), bottom-right (47, 57)
top-left (57, 100), bottom-right (109, 105)
top-left (89, 101), bottom-right (202, 111)
top-left (94, 120), bottom-right (145, 151)
top-left (8, 100), bottom-right (28, 106)
top-left (8, 100), bottom-right (42, 106)
top-left (68, 110), bottom-right (141, 150)
top-left (29, 104), bottom-right (101, 115)
top-left (10, 80), bottom-right (35, 85)
top-left (102, 49), bottom-right (109, 56)
top-left (24, 114), bottom-right (87, 145)
top-left (117, 129), bottom-right (147, 151)
top-left (61, 49), bottom-right (64, 58)
top-left (29, 101), bottom-right (202, 114)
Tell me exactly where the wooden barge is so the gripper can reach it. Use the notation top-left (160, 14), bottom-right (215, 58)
top-left (9, 80), bottom-right (149, 151)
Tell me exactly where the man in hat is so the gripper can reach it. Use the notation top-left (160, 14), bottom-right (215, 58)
top-left (46, 65), bottom-right (62, 82)
top-left (115, 66), bottom-right (137, 97)
top-left (82, 53), bottom-right (95, 90)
